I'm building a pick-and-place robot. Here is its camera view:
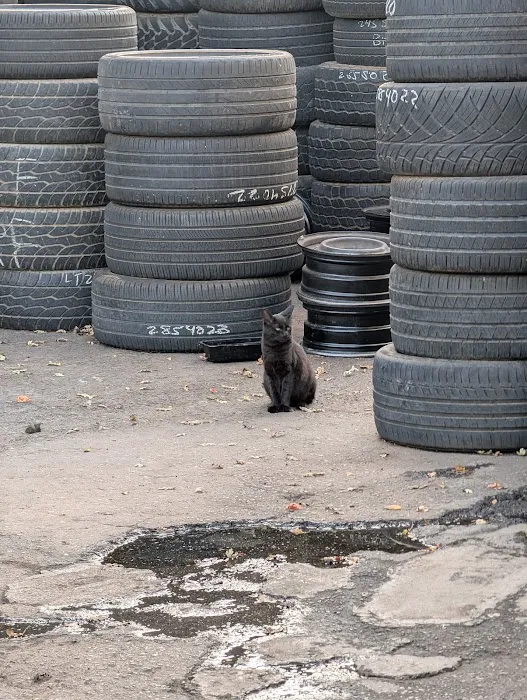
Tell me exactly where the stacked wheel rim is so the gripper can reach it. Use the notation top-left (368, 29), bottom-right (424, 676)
top-left (298, 232), bottom-right (392, 356)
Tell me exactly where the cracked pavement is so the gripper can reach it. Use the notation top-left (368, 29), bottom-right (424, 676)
top-left (1, 298), bottom-right (526, 699)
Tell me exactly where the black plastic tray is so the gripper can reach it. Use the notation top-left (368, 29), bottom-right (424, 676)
top-left (199, 337), bottom-right (261, 363)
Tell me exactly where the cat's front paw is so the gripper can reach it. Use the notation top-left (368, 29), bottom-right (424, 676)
top-left (268, 405), bottom-right (280, 413)
top-left (278, 405), bottom-right (292, 412)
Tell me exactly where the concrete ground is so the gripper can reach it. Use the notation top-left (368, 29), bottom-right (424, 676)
top-left (1, 295), bottom-right (526, 699)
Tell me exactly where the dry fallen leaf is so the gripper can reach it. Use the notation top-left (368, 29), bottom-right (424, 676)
top-left (454, 465), bottom-right (467, 473)
top-left (517, 448), bottom-right (527, 456)
top-left (77, 393), bottom-right (96, 400)
top-left (343, 367), bottom-right (359, 376)
top-left (0, 353), bottom-right (5, 361)
top-left (5, 628), bottom-right (24, 639)
top-left (487, 482), bottom-right (505, 490)
top-left (16, 395), bottom-right (31, 403)
top-left (27, 340), bottom-right (42, 347)
top-left (287, 502), bottom-right (302, 512)
top-left (48, 361), bottom-right (62, 367)
top-left (290, 527), bottom-right (304, 535)
top-left (156, 406), bottom-right (173, 412)
top-left (210, 387), bottom-right (218, 394)
top-left (315, 366), bottom-right (326, 377)
top-left (303, 471), bottom-right (325, 478)
top-left (416, 505), bottom-right (429, 513)
top-left (242, 368), bottom-right (255, 378)
top-left (181, 419), bottom-right (212, 426)
top-left (385, 504), bottom-right (402, 511)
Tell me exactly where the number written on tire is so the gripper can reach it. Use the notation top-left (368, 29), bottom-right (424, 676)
top-left (377, 86), bottom-right (419, 109)
top-left (338, 69), bottom-right (388, 81)
top-left (146, 324), bottom-right (231, 337)
top-left (228, 184), bottom-right (297, 204)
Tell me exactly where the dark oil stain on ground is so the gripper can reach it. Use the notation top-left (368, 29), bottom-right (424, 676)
top-left (439, 486), bottom-right (527, 526)
top-left (6, 489), bottom-right (524, 642)
top-left (99, 521), bottom-right (423, 638)
top-left (104, 521), bottom-right (420, 573)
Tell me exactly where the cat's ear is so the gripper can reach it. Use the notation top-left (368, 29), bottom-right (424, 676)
top-left (281, 305), bottom-right (294, 323)
top-left (262, 309), bottom-right (274, 325)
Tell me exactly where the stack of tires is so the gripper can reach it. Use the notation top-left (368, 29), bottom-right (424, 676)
top-left (92, 49), bottom-right (302, 351)
top-left (373, 0), bottom-right (527, 452)
top-left (21, 0), bottom-right (199, 51)
top-left (309, 0), bottom-right (390, 232)
top-left (0, 4), bottom-right (137, 331)
top-left (197, 0), bottom-right (334, 207)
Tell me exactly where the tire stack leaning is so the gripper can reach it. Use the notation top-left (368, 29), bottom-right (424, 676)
top-left (373, 0), bottom-right (527, 452)
top-left (198, 0), bottom-right (334, 212)
top-left (309, 0), bottom-right (390, 232)
top-left (20, 0), bottom-right (199, 51)
top-left (0, 4), bottom-right (137, 331)
top-left (92, 49), bottom-right (302, 351)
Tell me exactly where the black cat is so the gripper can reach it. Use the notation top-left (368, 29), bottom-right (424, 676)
top-left (262, 305), bottom-right (316, 413)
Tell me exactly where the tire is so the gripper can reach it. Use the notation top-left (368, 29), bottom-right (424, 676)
top-left (333, 18), bottom-right (387, 66)
top-left (308, 121), bottom-right (389, 183)
top-left (0, 143), bottom-right (106, 208)
top-left (22, 0), bottom-right (199, 7)
top-left (390, 266), bottom-right (527, 361)
top-left (386, 0), bottom-right (527, 82)
top-left (200, 1), bottom-right (323, 10)
top-left (104, 201), bottom-right (304, 281)
top-left (296, 127), bottom-right (310, 176)
top-left (376, 82), bottom-right (527, 177)
top-left (92, 271), bottom-right (292, 352)
top-left (373, 344), bottom-right (527, 453)
top-left (390, 176), bottom-right (527, 274)
top-left (297, 175), bottom-right (314, 203)
top-left (295, 64), bottom-right (316, 127)
top-left (0, 6), bottom-right (137, 79)
top-left (0, 207), bottom-right (105, 271)
top-left (113, 1), bottom-right (200, 11)
top-left (105, 132), bottom-right (298, 209)
top-left (315, 62), bottom-right (388, 127)
top-left (0, 79), bottom-right (103, 144)
top-left (323, 1), bottom-right (386, 18)
top-left (0, 268), bottom-right (94, 331)
top-left (98, 50), bottom-right (296, 137)
top-left (198, 10), bottom-right (334, 68)
top-left (137, 13), bottom-right (198, 51)
top-left (311, 181), bottom-right (390, 232)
